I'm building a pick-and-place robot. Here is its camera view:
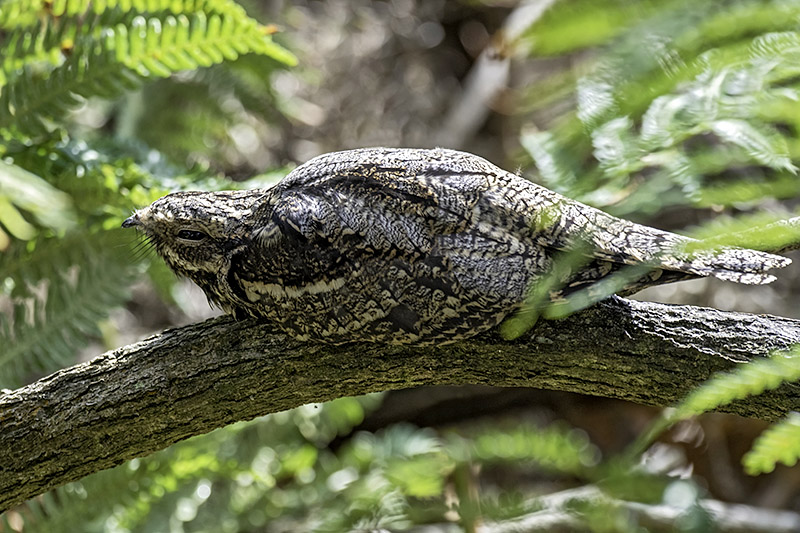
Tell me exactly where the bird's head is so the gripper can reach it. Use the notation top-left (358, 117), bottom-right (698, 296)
top-left (123, 190), bottom-right (264, 287)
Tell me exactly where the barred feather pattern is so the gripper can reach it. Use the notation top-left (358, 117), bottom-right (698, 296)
top-left (123, 148), bottom-right (791, 344)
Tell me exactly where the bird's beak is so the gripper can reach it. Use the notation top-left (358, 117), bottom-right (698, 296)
top-left (122, 213), bottom-right (141, 228)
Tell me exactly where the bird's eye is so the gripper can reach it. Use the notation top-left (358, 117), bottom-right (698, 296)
top-left (177, 229), bottom-right (208, 241)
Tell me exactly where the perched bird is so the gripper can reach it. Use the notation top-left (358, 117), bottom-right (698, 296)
top-left (123, 148), bottom-right (790, 345)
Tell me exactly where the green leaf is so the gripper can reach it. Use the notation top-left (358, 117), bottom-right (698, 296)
top-left (0, 159), bottom-right (76, 236)
top-left (744, 412), bottom-right (800, 475)
top-left (0, 196), bottom-right (35, 240)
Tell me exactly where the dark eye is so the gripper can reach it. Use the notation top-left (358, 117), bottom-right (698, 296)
top-left (177, 229), bottom-right (208, 241)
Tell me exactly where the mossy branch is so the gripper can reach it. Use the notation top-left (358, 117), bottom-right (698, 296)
top-left (3, 296), bottom-right (800, 512)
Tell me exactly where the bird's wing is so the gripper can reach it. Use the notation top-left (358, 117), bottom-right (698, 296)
top-left (257, 148), bottom-right (489, 256)
top-left (258, 147), bottom-right (790, 288)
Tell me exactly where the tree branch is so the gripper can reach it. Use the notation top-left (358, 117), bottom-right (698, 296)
top-left (3, 296), bottom-right (800, 512)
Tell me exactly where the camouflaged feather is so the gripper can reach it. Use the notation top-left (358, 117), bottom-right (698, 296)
top-left (124, 148), bottom-right (791, 344)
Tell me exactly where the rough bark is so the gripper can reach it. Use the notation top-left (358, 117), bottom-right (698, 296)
top-left (2, 296), bottom-right (800, 512)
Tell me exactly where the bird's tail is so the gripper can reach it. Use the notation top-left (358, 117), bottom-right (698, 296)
top-left (659, 247), bottom-right (791, 285)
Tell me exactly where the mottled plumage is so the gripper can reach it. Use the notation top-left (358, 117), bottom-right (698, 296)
top-left (123, 148), bottom-right (791, 344)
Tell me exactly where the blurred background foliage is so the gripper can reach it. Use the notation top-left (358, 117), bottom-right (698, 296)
top-left (3, 0), bottom-right (800, 531)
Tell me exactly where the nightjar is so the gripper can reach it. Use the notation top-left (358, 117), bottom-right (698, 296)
top-left (123, 148), bottom-right (791, 344)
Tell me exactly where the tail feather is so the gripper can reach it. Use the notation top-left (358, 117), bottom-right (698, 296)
top-left (548, 200), bottom-right (791, 286)
top-left (662, 247), bottom-right (791, 285)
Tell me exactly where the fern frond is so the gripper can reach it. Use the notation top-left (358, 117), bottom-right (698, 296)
top-left (16, 396), bottom-right (381, 532)
top-left (581, 34), bottom-right (799, 206)
top-left (743, 412), bottom-right (800, 475)
top-left (0, 230), bottom-right (138, 388)
top-left (709, 119), bottom-right (796, 173)
top-left (49, 0), bottom-right (262, 21)
top-left (591, 116), bottom-right (643, 178)
top-left (0, 0), bottom-right (43, 29)
top-left (519, 130), bottom-right (583, 193)
top-left (683, 211), bottom-right (800, 253)
top-left (629, 347), bottom-right (800, 458)
top-left (0, 10), bottom-right (295, 136)
top-left (696, 173), bottom-right (800, 207)
top-left (17, 459), bottom-right (140, 533)
top-left (0, 0), bottom-right (281, 29)
top-left (0, 20), bottom-right (70, 86)
top-left (465, 422), bottom-right (600, 475)
top-left (520, 0), bottom-right (686, 56)
top-left (693, 2), bottom-right (800, 50)
top-left (673, 348), bottom-right (800, 420)
top-left (0, 0), bottom-right (295, 84)
top-left (519, 2), bottom-right (800, 211)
